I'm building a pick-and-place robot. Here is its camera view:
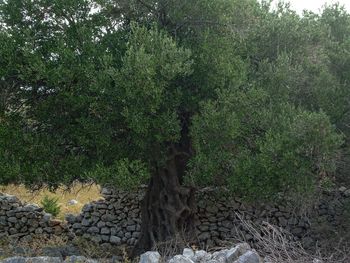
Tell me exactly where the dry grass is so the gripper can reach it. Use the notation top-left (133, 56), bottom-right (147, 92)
top-left (0, 183), bottom-right (101, 219)
top-left (0, 235), bottom-right (132, 262)
top-left (0, 235), bottom-right (69, 259)
top-left (235, 213), bottom-right (350, 263)
top-left (152, 234), bottom-right (191, 260)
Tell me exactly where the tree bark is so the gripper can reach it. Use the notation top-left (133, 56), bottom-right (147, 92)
top-left (132, 149), bottom-right (197, 257)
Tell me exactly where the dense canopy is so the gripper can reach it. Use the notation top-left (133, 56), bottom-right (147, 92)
top-left (0, 0), bottom-right (349, 254)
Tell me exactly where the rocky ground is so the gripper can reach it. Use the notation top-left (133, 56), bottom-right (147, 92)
top-left (0, 242), bottom-right (325, 263)
top-left (139, 243), bottom-right (261, 263)
top-left (0, 243), bottom-right (258, 262)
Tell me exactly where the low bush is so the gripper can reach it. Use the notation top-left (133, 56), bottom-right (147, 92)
top-left (40, 195), bottom-right (61, 217)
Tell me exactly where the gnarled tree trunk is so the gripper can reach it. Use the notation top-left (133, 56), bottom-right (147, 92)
top-left (132, 150), bottom-right (197, 257)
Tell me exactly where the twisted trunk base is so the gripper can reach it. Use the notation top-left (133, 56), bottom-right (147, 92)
top-left (132, 157), bottom-right (196, 257)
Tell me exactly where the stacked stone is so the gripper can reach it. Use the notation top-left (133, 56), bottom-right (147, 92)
top-left (195, 188), bottom-right (350, 249)
top-left (195, 190), bottom-right (314, 248)
top-left (0, 193), bottom-right (67, 240)
top-left (3, 185), bottom-right (350, 249)
top-left (67, 187), bottom-right (145, 246)
top-left (66, 186), bottom-right (350, 249)
top-left (316, 187), bottom-right (350, 225)
top-left (195, 195), bottom-right (241, 247)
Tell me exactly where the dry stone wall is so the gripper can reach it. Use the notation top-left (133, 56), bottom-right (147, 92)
top-left (65, 188), bottom-right (143, 246)
top-left (0, 193), bottom-right (69, 241)
top-left (66, 187), bottom-right (350, 249)
top-left (1, 187), bottom-right (350, 250)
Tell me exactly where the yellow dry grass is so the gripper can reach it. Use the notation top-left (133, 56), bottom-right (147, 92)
top-left (0, 183), bottom-right (101, 220)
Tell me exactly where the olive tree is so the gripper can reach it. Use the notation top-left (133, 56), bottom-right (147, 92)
top-left (0, 0), bottom-right (345, 255)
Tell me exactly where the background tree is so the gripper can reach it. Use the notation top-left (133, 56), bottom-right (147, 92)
top-left (0, 0), bottom-right (347, 255)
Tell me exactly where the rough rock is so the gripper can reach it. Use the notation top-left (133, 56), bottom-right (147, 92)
top-left (139, 251), bottom-right (161, 263)
top-left (110, 236), bottom-right (121, 245)
top-left (168, 255), bottom-right (195, 263)
top-left (183, 248), bottom-right (195, 259)
top-left (64, 256), bottom-right (98, 263)
top-left (226, 243), bottom-right (251, 263)
top-left (67, 200), bottom-right (78, 206)
top-left (211, 250), bottom-right (228, 263)
top-left (1, 257), bottom-right (61, 263)
top-left (0, 257), bottom-right (26, 263)
top-left (233, 251), bottom-right (260, 263)
top-left (192, 250), bottom-right (212, 262)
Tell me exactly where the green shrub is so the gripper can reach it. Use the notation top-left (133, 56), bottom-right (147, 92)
top-left (40, 195), bottom-right (61, 217)
top-left (189, 88), bottom-right (344, 200)
top-left (84, 158), bottom-right (150, 190)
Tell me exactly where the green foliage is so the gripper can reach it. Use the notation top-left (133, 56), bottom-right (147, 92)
top-left (84, 159), bottom-right (150, 190)
top-left (113, 23), bottom-right (192, 156)
top-left (40, 195), bottom-right (61, 217)
top-left (189, 89), bottom-right (343, 199)
top-left (0, 0), bottom-right (348, 201)
top-left (189, 88), bottom-right (269, 186)
top-left (240, 110), bottom-right (342, 198)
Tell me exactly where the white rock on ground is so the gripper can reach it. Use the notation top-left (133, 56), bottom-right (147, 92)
top-left (192, 250), bottom-right (212, 262)
top-left (211, 249), bottom-right (228, 263)
top-left (226, 243), bottom-right (251, 263)
top-left (164, 243), bottom-right (261, 263)
top-left (139, 251), bottom-right (161, 263)
top-left (168, 255), bottom-right (195, 263)
top-left (233, 251), bottom-right (260, 263)
top-left (67, 199), bottom-right (78, 206)
top-left (64, 256), bottom-right (98, 263)
top-left (183, 248), bottom-right (195, 259)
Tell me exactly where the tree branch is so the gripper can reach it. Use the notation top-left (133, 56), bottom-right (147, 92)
top-left (135, 0), bottom-right (156, 12)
